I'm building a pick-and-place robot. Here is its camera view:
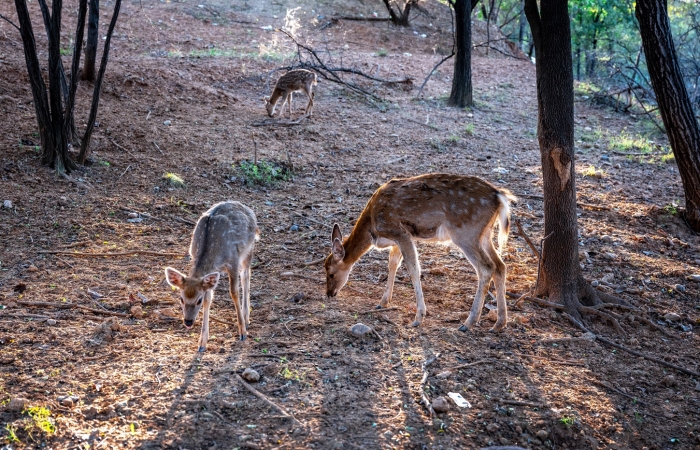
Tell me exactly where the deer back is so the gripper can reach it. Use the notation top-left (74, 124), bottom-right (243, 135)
top-left (189, 201), bottom-right (259, 277)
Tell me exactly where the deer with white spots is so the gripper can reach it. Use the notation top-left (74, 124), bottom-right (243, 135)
top-left (264, 69), bottom-right (317, 118)
top-left (324, 173), bottom-right (517, 332)
top-left (165, 201), bottom-right (259, 352)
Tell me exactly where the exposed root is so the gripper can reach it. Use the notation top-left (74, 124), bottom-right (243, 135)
top-left (577, 305), bottom-right (625, 335)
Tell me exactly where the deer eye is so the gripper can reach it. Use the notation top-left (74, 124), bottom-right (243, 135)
top-left (196, 297), bottom-right (203, 305)
top-left (179, 298), bottom-right (184, 304)
top-left (329, 274), bottom-right (335, 279)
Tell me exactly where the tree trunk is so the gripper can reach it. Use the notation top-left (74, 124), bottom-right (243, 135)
top-left (636, 0), bottom-right (700, 231)
top-left (82, 0), bottom-right (99, 81)
top-left (524, 0), bottom-right (595, 318)
top-left (381, 0), bottom-right (413, 27)
top-left (447, 0), bottom-right (472, 108)
top-left (15, 0), bottom-right (76, 173)
top-left (518, 0), bottom-right (525, 51)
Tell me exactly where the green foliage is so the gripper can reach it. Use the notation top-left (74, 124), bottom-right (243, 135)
top-left (376, 48), bottom-right (388, 57)
top-left (24, 406), bottom-right (56, 436)
top-left (238, 160), bottom-right (292, 186)
top-left (4, 424), bottom-right (19, 443)
top-left (163, 172), bottom-right (186, 187)
top-left (610, 132), bottom-right (654, 153)
top-left (560, 416), bottom-right (575, 426)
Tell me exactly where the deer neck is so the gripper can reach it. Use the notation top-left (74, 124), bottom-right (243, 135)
top-left (342, 213), bottom-right (373, 265)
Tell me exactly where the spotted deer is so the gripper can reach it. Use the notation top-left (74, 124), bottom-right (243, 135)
top-left (165, 201), bottom-right (259, 352)
top-left (264, 69), bottom-right (317, 118)
top-left (324, 174), bottom-right (517, 332)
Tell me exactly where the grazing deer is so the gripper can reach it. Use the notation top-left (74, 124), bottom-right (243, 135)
top-left (165, 201), bottom-right (259, 352)
top-left (264, 69), bottom-right (317, 118)
top-left (325, 174), bottom-right (516, 332)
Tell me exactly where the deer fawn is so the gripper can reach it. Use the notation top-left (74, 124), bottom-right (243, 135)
top-left (165, 201), bottom-right (259, 352)
top-left (325, 174), bottom-right (517, 332)
top-left (264, 69), bottom-right (317, 118)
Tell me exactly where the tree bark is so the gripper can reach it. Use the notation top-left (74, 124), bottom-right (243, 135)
top-left (78, 0), bottom-right (122, 163)
top-left (82, 0), bottom-right (99, 81)
top-left (636, 0), bottom-right (700, 231)
top-left (381, 0), bottom-right (414, 27)
top-left (524, 0), bottom-right (597, 319)
top-left (447, 0), bottom-right (472, 107)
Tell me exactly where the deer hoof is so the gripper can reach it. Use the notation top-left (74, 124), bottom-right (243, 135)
top-left (411, 320), bottom-right (421, 327)
top-left (458, 324), bottom-right (471, 333)
top-left (240, 335), bottom-right (247, 341)
top-left (489, 323), bottom-right (506, 333)
top-left (197, 346), bottom-right (207, 353)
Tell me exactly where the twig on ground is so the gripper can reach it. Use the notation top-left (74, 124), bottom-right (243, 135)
top-left (37, 250), bottom-right (185, 258)
top-left (419, 364), bottom-right (435, 418)
top-left (109, 138), bottom-right (138, 160)
top-left (577, 202), bottom-right (610, 211)
top-left (302, 256), bottom-right (326, 267)
top-left (209, 316), bottom-right (238, 327)
top-left (536, 333), bottom-right (596, 345)
top-left (333, 15), bottom-right (392, 22)
top-left (235, 374), bottom-right (302, 426)
top-left (416, 52), bottom-right (454, 98)
top-left (563, 313), bottom-right (700, 377)
top-left (515, 218), bottom-right (540, 259)
top-left (492, 397), bottom-right (543, 408)
top-left (0, 313), bottom-right (52, 320)
top-left (405, 117), bottom-right (440, 131)
top-left (360, 306), bottom-right (400, 314)
top-left (293, 212), bottom-right (331, 229)
top-left (84, 352), bottom-right (115, 361)
top-left (588, 378), bottom-right (646, 405)
top-left (513, 352), bottom-right (586, 367)
top-left (252, 116), bottom-right (309, 127)
top-left (279, 271), bottom-right (323, 283)
top-left (17, 300), bottom-right (129, 317)
top-left (524, 296), bottom-right (564, 310)
top-left (152, 141), bottom-right (164, 155)
top-left (379, 314), bottom-right (398, 326)
top-left (58, 240), bottom-right (91, 249)
top-left (447, 359), bottom-right (498, 371)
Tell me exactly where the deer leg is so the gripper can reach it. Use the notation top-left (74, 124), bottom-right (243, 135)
top-left (378, 245), bottom-right (402, 308)
top-left (486, 243), bottom-right (508, 332)
top-left (240, 251), bottom-right (253, 326)
top-left (228, 270), bottom-right (246, 341)
top-left (395, 237), bottom-right (425, 327)
top-left (287, 92), bottom-right (293, 118)
top-left (198, 290), bottom-right (213, 352)
top-left (304, 90), bottom-right (314, 116)
top-left (453, 239), bottom-right (494, 332)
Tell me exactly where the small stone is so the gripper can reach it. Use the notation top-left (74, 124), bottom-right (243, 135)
top-left (537, 429), bottom-right (549, 440)
top-left (83, 405), bottom-right (98, 419)
top-left (130, 305), bottom-right (143, 318)
top-left (288, 292), bottom-right (305, 303)
top-left (8, 397), bottom-right (29, 412)
top-left (432, 396), bottom-right (450, 413)
top-left (663, 312), bottom-right (681, 322)
top-left (689, 274), bottom-right (700, 282)
top-left (58, 395), bottom-right (79, 407)
top-left (3, 200), bottom-right (12, 209)
top-left (242, 368), bottom-right (260, 382)
top-left (46, 319), bottom-right (57, 326)
top-left (662, 375), bottom-right (676, 387)
top-left (600, 235), bottom-right (612, 243)
top-left (435, 371), bottom-right (452, 379)
top-left (348, 323), bottom-right (372, 337)
top-left (604, 252), bottom-right (617, 260)
top-left (695, 382), bottom-right (700, 392)
top-left (673, 284), bottom-right (686, 293)
top-left (28, 265), bottom-right (39, 273)
top-left (321, 351), bottom-right (332, 358)
top-left (591, 280), bottom-right (599, 287)
top-left (163, 120), bottom-right (172, 126)
top-left (289, 224), bottom-right (299, 232)
top-left (486, 422), bottom-right (499, 433)
top-left (127, 212), bottom-right (139, 218)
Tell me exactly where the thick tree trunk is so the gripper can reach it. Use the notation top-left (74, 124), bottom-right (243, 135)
top-left (381, 0), bottom-right (413, 27)
top-left (636, 0), bottom-right (700, 231)
top-left (82, 0), bottom-right (98, 80)
top-left (524, 0), bottom-right (591, 318)
top-left (447, 0), bottom-right (472, 108)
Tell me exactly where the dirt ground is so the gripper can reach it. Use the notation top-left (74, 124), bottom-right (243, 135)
top-left (1, 0), bottom-right (699, 449)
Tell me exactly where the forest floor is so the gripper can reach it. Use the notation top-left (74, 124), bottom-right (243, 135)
top-left (1, 0), bottom-right (699, 449)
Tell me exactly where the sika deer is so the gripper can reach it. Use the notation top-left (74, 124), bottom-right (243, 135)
top-left (325, 174), bottom-right (517, 332)
top-left (264, 69), bottom-right (317, 118)
top-left (165, 201), bottom-right (259, 352)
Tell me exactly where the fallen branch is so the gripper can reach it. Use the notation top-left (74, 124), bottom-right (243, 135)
top-left (0, 312), bottom-right (52, 320)
top-left (209, 316), bottom-right (238, 327)
top-left (447, 358), bottom-right (498, 372)
top-left (416, 52), bottom-right (454, 98)
top-left (563, 313), bottom-right (700, 378)
top-left (577, 202), bottom-right (610, 211)
top-left (419, 363), bottom-right (435, 418)
top-left (235, 374), bottom-right (302, 426)
top-left (292, 212), bottom-right (331, 229)
top-left (333, 15), bottom-right (392, 22)
top-left (17, 300), bottom-right (129, 317)
top-left (513, 352), bottom-right (586, 367)
top-left (302, 256), bottom-right (326, 267)
top-left (524, 296), bottom-right (564, 310)
top-left (589, 378), bottom-right (646, 405)
top-left (536, 333), bottom-right (596, 345)
top-left (405, 117), bottom-right (439, 130)
top-left (279, 271), bottom-right (322, 283)
top-left (360, 306), bottom-right (400, 314)
top-left (37, 250), bottom-right (185, 258)
top-left (251, 116), bottom-right (310, 127)
top-left (514, 218), bottom-right (540, 259)
top-left (492, 397), bottom-right (542, 408)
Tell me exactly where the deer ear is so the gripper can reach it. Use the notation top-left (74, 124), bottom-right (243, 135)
top-left (332, 238), bottom-right (345, 262)
top-left (201, 272), bottom-right (220, 290)
top-left (165, 267), bottom-right (185, 288)
top-left (332, 223), bottom-right (342, 242)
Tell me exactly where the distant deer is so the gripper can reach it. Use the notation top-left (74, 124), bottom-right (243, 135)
top-left (165, 201), bottom-right (259, 352)
top-left (325, 174), bottom-right (516, 332)
top-left (264, 69), bottom-right (317, 118)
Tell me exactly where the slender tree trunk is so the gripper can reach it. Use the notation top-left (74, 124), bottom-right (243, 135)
top-left (636, 0), bottom-right (700, 231)
top-left (448, 0), bottom-right (472, 107)
top-left (524, 0), bottom-right (593, 317)
top-left (518, 0), bottom-right (526, 51)
top-left (82, 0), bottom-right (99, 81)
top-left (381, 0), bottom-right (413, 27)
